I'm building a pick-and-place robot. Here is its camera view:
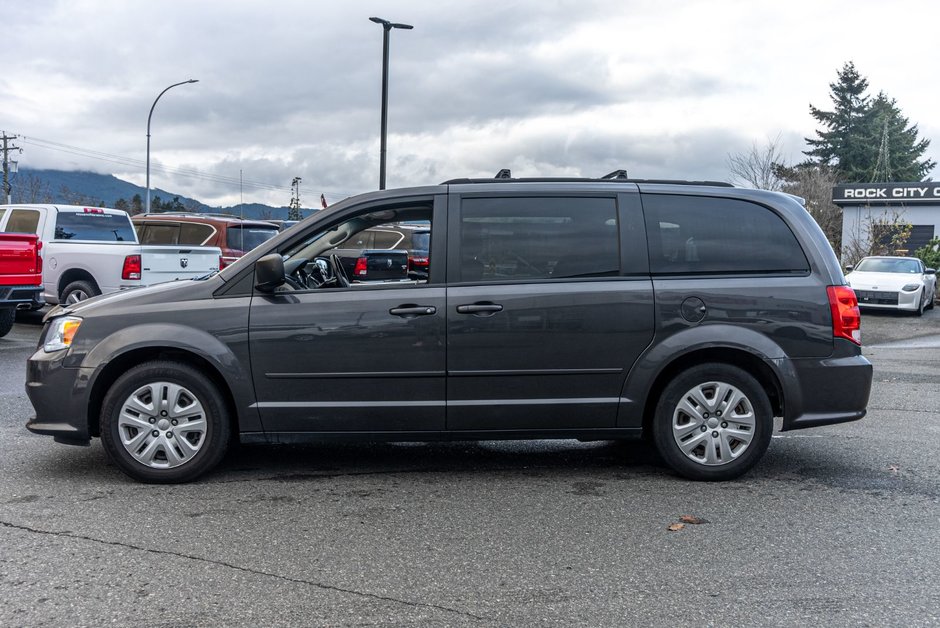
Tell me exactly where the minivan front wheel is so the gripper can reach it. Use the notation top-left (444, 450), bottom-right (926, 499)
top-left (653, 363), bottom-right (773, 481)
top-left (100, 361), bottom-right (230, 483)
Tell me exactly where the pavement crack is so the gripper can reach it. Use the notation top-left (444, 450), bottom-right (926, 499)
top-left (0, 519), bottom-right (488, 622)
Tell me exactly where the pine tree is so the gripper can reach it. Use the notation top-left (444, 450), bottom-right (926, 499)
top-left (803, 62), bottom-right (871, 180)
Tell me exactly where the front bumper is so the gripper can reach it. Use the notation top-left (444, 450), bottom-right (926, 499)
top-left (777, 339), bottom-right (873, 431)
top-left (854, 288), bottom-right (921, 311)
top-left (25, 347), bottom-right (94, 446)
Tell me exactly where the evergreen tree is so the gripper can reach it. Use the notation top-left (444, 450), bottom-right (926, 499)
top-left (803, 62), bottom-right (871, 180)
top-left (114, 198), bottom-right (130, 213)
top-left (866, 92), bottom-right (935, 182)
top-left (804, 62), bottom-right (934, 182)
top-left (131, 194), bottom-right (143, 214)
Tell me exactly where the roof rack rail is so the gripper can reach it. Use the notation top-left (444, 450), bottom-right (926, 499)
top-left (494, 169), bottom-right (512, 179)
top-left (600, 169), bottom-right (629, 180)
top-left (440, 176), bottom-right (734, 187)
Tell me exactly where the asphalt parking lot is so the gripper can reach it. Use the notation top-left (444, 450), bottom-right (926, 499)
top-left (1, 307), bottom-right (938, 627)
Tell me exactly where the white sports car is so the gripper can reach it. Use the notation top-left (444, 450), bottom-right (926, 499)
top-left (845, 256), bottom-right (937, 316)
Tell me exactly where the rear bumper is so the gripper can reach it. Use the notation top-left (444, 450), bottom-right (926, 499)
top-left (0, 285), bottom-right (44, 309)
top-left (24, 348), bottom-right (92, 445)
top-left (777, 339), bottom-right (873, 431)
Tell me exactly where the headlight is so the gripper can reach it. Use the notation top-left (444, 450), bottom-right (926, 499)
top-left (44, 316), bottom-right (82, 352)
top-left (901, 283), bottom-right (921, 292)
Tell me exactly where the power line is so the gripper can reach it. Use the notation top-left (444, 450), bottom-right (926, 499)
top-left (13, 132), bottom-right (365, 201)
top-left (19, 135), bottom-right (287, 192)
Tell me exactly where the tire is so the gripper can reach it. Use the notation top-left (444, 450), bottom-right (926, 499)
top-left (100, 360), bottom-right (230, 483)
top-left (60, 280), bottom-right (99, 305)
top-left (926, 287), bottom-right (935, 311)
top-left (652, 363), bottom-right (773, 481)
top-left (0, 308), bottom-right (14, 338)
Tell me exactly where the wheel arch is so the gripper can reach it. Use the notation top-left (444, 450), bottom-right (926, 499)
top-left (57, 269), bottom-right (99, 300)
top-left (87, 347), bottom-right (240, 439)
top-left (82, 324), bottom-right (258, 438)
top-left (619, 322), bottom-right (796, 433)
top-left (638, 346), bottom-right (785, 437)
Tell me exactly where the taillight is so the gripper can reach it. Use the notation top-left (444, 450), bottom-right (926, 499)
top-left (408, 255), bottom-right (429, 271)
top-left (827, 285), bottom-right (861, 345)
top-left (122, 254), bottom-right (142, 280)
top-left (36, 240), bottom-right (43, 273)
top-left (354, 256), bottom-right (368, 277)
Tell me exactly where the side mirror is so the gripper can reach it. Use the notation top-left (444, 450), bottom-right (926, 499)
top-left (844, 265), bottom-right (854, 273)
top-left (926, 268), bottom-right (936, 275)
top-left (255, 253), bottom-right (286, 292)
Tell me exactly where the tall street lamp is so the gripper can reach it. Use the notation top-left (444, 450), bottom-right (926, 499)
top-left (369, 17), bottom-right (412, 190)
top-left (146, 79), bottom-right (198, 212)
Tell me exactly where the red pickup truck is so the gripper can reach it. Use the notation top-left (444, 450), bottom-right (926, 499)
top-left (0, 232), bottom-right (44, 337)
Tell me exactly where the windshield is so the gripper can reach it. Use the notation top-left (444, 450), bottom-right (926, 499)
top-left (227, 226), bottom-right (279, 253)
top-left (855, 258), bottom-right (921, 273)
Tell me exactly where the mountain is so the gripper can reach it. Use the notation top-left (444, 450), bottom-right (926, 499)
top-left (10, 168), bottom-right (318, 220)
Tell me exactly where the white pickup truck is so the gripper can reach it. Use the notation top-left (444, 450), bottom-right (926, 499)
top-left (0, 204), bottom-right (222, 304)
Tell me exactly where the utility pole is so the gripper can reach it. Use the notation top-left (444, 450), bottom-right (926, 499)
top-left (2, 132), bottom-right (22, 205)
top-left (288, 177), bottom-right (302, 221)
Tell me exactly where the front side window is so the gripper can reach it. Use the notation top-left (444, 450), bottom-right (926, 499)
top-left (3, 209), bottom-right (41, 234)
top-left (643, 195), bottom-right (809, 275)
top-left (458, 197), bottom-right (619, 282)
top-left (54, 212), bottom-right (136, 241)
top-left (279, 205), bottom-right (433, 289)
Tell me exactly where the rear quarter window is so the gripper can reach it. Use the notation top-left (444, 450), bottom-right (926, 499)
top-left (226, 225), bottom-right (279, 252)
top-left (54, 212), bottom-right (136, 241)
top-left (3, 209), bottom-right (41, 234)
top-left (642, 195), bottom-right (809, 275)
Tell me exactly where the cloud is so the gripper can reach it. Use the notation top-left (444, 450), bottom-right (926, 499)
top-left (5, 0), bottom-right (938, 207)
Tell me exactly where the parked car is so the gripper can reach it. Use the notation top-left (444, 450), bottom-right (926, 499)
top-left (0, 205), bottom-right (223, 305)
top-left (327, 223), bottom-right (430, 281)
top-left (132, 213), bottom-right (280, 269)
top-left (0, 232), bottom-right (44, 337)
top-left (25, 176), bottom-right (872, 483)
top-left (845, 255), bottom-right (937, 316)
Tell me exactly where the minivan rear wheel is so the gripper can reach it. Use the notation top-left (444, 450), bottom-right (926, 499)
top-left (100, 361), bottom-right (230, 483)
top-left (653, 363), bottom-right (773, 481)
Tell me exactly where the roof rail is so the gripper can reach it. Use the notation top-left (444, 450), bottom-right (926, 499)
top-left (494, 169), bottom-right (512, 179)
top-left (600, 169), bottom-right (629, 180)
top-left (440, 176), bottom-right (734, 187)
top-left (136, 212), bottom-right (246, 219)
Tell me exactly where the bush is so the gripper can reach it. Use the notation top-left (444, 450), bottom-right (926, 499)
top-left (914, 237), bottom-right (940, 270)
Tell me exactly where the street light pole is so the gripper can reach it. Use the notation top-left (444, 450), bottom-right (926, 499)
top-left (369, 17), bottom-right (412, 190)
top-left (146, 79), bottom-right (198, 213)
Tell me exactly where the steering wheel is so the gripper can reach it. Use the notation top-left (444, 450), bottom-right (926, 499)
top-left (283, 258), bottom-right (310, 289)
top-left (329, 254), bottom-right (351, 288)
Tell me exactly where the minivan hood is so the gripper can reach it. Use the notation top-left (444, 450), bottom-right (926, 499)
top-left (47, 276), bottom-right (223, 321)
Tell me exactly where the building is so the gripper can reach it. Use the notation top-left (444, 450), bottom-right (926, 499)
top-left (834, 182), bottom-right (940, 261)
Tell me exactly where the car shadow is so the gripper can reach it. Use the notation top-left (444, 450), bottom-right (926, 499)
top-left (211, 439), bottom-right (666, 484)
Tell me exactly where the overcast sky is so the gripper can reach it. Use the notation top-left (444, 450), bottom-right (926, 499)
top-left (3, 0), bottom-right (938, 207)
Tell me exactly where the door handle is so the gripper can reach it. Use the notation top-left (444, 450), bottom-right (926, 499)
top-left (389, 305), bottom-right (437, 317)
top-left (456, 303), bottom-right (503, 315)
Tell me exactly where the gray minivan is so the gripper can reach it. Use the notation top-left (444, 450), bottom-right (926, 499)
top-left (25, 178), bottom-right (872, 483)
